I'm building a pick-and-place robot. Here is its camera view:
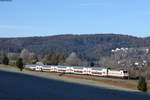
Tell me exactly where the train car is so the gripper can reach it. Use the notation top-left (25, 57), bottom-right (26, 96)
top-left (107, 69), bottom-right (128, 78)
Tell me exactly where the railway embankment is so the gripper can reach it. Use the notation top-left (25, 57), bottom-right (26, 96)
top-left (0, 64), bottom-right (149, 93)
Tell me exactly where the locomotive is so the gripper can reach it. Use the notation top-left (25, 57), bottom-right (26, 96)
top-left (25, 64), bottom-right (129, 78)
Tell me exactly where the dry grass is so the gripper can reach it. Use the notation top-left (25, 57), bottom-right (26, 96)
top-left (0, 64), bottom-right (150, 92)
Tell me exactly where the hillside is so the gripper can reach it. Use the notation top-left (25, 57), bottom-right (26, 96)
top-left (0, 34), bottom-right (150, 61)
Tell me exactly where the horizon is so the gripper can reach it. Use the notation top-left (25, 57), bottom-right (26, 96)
top-left (0, 33), bottom-right (149, 38)
top-left (0, 0), bottom-right (150, 37)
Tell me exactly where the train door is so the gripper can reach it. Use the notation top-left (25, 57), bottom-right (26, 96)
top-left (66, 67), bottom-right (70, 73)
top-left (87, 68), bottom-right (92, 75)
top-left (54, 66), bottom-right (58, 72)
top-left (51, 66), bottom-right (57, 72)
top-left (83, 68), bottom-right (88, 74)
top-left (102, 69), bottom-right (107, 76)
top-left (70, 67), bottom-right (74, 73)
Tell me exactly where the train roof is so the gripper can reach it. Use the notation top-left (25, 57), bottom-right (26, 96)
top-left (72, 66), bottom-right (84, 69)
top-left (25, 64), bottom-right (37, 67)
top-left (43, 65), bottom-right (67, 68)
top-left (25, 64), bottom-right (107, 70)
top-left (91, 67), bottom-right (107, 70)
top-left (57, 65), bottom-right (67, 68)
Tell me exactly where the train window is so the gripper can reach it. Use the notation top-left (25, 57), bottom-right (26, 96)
top-left (123, 71), bottom-right (128, 73)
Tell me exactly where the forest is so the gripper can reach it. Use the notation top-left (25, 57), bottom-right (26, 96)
top-left (0, 34), bottom-right (150, 61)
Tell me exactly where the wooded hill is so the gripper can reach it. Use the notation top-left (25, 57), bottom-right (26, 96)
top-left (0, 34), bottom-right (150, 61)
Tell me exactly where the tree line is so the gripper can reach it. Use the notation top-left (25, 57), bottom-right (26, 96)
top-left (0, 49), bottom-right (94, 70)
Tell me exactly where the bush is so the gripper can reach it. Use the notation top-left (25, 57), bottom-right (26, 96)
top-left (90, 62), bottom-right (95, 67)
top-left (2, 56), bottom-right (9, 65)
top-left (16, 58), bottom-right (24, 71)
top-left (137, 76), bottom-right (147, 92)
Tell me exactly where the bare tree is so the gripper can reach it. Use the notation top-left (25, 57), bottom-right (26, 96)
top-left (65, 52), bottom-right (81, 66)
top-left (20, 49), bottom-right (30, 64)
top-left (7, 53), bottom-right (19, 61)
top-left (7, 53), bottom-right (19, 65)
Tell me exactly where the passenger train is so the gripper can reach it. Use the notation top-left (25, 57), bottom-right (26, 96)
top-left (25, 65), bottom-right (129, 78)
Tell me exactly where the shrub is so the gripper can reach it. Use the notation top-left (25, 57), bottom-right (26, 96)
top-left (90, 62), bottom-right (95, 67)
top-left (2, 56), bottom-right (9, 65)
top-left (16, 58), bottom-right (24, 71)
top-left (137, 76), bottom-right (147, 92)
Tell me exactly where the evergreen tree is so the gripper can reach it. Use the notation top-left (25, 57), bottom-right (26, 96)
top-left (2, 56), bottom-right (9, 65)
top-left (137, 76), bottom-right (147, 92)
top-left (16, 58), bottom-right (24, 71)
top-left (90, 62), bottom-right (95, 67)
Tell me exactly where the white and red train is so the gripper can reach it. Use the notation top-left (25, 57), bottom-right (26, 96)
top-left (25, 65), bottom-right (129, 78)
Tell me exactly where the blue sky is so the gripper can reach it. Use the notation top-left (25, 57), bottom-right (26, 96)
top-left (0, 0), bottom-right (150, 37)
